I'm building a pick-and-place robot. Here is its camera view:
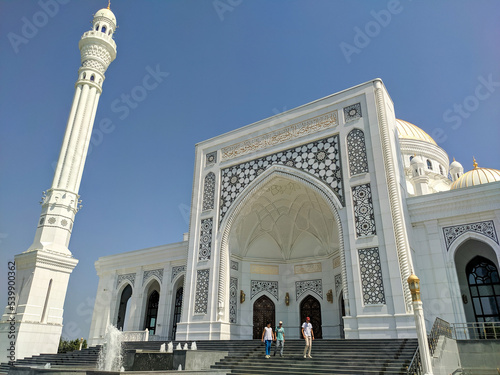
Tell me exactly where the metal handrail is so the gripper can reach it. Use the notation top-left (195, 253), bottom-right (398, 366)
top-left (428, 317), bottom-right (452, 356)
top-left (406, 347), bottom-right (422, 375)
top-left (451, 322), bottom-right (500, 340)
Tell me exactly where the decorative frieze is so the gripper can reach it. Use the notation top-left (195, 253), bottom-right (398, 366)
top-left (358, 247), bottom-right (386, 305)
top-left (294, 263), bottom-right (322, 274)
top-left (230, 277), bottom-right (238, 323)
top-left (443, 220), bottom-right (498, 250)
top-left (142, 269), bottom-right (163, 285)
top-left (171, 265), bottom-right (186, 281)
top-left (251, 280), bottom-right (278, 300)
top-left (352, 183), bottom-right (376, 237)
top-left (296, 279), bottom-right (323, 300)
top-left (221, 111), bottom-right (338, 161)
top-left (343, 103), bottom-right (362, 122)
top-left (198, 218), bottom-right (213, 261)
top-left (116, 273), bottom-right (135, 288)
top-left (250, 264), bottom-right (279, 275)
top-left (347, 128), bottom-right (369, 175)
top-left (194, 269), bottom-right (210, 314)
top-left (220, 135), bottom-right (344, 222)
top-left (202, 172), bottom-right (216, 211)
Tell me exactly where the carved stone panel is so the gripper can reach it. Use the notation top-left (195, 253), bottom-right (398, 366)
top-left (202, 172), bottom-right (216, 211)
top-left (347, 128), bottom-right (369, 175)
top-left (194, 269), bottom-right (210, 314)
top-left (358, 247), bottom-right (386, 305)
top-left (142, 269), bottom-right (163, 285)
top-left (230, 277), bottom-right (238, 323)
top-left (198, 218), bottom-right (213, 261)
top-left (352, 183), bottom-right (376, 237)
top-left (296, 279), bottom-right (323, 300)
top-left (251, 280), bottom-right (278, 300)
top-left (443, 220), bottom-right (498, 250)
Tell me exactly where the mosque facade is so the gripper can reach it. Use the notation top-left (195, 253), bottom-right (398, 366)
top-left (88, 79), bottom-right (500, 345)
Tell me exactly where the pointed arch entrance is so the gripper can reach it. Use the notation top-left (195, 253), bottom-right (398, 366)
top-left (300, 295), bottom-right (322, 339)
top-left (253, 295), bottom-right (275, 339)
top-left (171, 287), bottom-right (183, 339)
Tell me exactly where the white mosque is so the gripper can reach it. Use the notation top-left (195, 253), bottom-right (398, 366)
top-left (1, 5), bottom-right (500, 362)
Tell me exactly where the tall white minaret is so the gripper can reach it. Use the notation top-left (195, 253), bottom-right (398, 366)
top-left (0, 6), bottom-right (117, 362)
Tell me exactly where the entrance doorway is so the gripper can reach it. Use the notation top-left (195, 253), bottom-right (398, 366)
top-left (253, 295), bottom-right (275, 339)
top-left (300, 295), bottom-right (322, 339)
top-left (339, 293), bottom-right (345, 338)
top-left (144, 290), bottom-right (159, 335)
top-left (466, 256), bottom-right (500, 322)
top-left (117, 284), bottom-right (132, 331)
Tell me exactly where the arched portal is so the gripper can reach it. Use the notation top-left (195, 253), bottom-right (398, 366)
top-left (339, 293), bottom-right (345, 339)
top-left (253, 295), bottom-right (275, 339)
top-left (171, 287), bottom-right (183, 340)
top-left (466, 256), bottom-right (500, 322)
top-left (300, 295), bottom-right (322, 339)
top-left (116, 284), bottom-right (132, 331)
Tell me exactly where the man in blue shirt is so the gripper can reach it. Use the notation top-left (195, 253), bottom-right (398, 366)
top-left (274, 321), bottom-right (285, 357)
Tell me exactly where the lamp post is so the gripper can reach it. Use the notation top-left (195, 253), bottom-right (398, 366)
top-left (408, 273), bottom-right (433, 375)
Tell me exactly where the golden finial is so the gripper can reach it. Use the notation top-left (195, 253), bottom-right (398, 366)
top-left (473, 157), bottom-right (478, 169)
top-left (107, 0), bottom-right (111, 10)
top-left (453, 157), bottom-right (456, 162)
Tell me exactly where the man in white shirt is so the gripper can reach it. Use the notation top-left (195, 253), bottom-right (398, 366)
top-left (301, 317), bottom-right (314, 358)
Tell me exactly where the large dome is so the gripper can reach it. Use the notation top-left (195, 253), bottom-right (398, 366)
top-left (396, 119), bottom-right (437, 145)
top-left (451, 161), bottom-right (500, 190)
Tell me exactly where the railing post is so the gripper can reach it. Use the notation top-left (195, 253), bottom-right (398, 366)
top-left (144, 328), bottom-right (149, 342)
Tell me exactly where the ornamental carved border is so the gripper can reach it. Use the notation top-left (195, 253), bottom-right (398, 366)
top-left (142, 269), bottom-right (163, 285)
top-left (443, 220), bottom-right (498, 250)
top-left (220, 135), bottom-right (344, 222)
top-left (194, 269), bottom-right (210, 314)
top-left (251, 280), bottom-right (278, 300)
top-left (221, 110), bottom-right (338, 161)
top-left (171, 265), bottom-right (186, 281)
top-left (358, 247), bottom-right (386, 305)
top-left (295, 279), bottom-right (323, 300)
top-left (230, 277), bottom-right (238, 323)
top-left (116, 273), bottom-right (136, 288)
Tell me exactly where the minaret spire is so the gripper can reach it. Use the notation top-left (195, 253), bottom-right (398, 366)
top-left (0, 7), bottom-right (118, 363)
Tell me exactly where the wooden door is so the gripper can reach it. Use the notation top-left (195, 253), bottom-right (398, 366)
top-left (300, 294), bottom-right (323, 339)
top-left (253, 295), bottom-right (275, 339)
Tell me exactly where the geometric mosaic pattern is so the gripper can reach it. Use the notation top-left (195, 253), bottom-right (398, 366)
top-left (142, 269), bottom-right (163, 285)
top-left (220, 135), bottom-right (344, 222)
top-left (443, 220), bottom-right (498, 250)
top-left (358, 247), bottom-right (386, 305)
top-left (344, 103), bottom-right (362, 122)
top-left (335, 274), bottom-right (342, 296)
top-left (251, 280), bottom-right (278, 300)
top-left (295, 279), bottom-right (323, 300)
top-left (194, 269), bottom-right (210, 314)
top-left (198, 218), bottom-right (213, 261)
top-left (116, 273), bottom-right (135, 288)
top-left (347, 128), bottom-right (369, 175)
top-left (171, 265), bottom-right (186, 281)
top-left (352, 183), bottom-right (376, 237)
top-left (206, 151), bottom-right (217, 166)
top-left (231, 260), bottom-right (239, 271)
top-left (202, 172), bottom-right (216, 211)
top-left (230, 277), bottom-right (238, 323)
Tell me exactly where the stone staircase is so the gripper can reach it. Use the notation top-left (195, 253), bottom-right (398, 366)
top-left (1, 339), bottom-right (418, 374)
top-left (0, 345), bottom-right (101, 374)
top-left (127, 339), bottom-right (419, 374)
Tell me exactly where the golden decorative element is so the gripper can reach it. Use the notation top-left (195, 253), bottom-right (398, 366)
top-left (326, 289), bottom-right (333, 303)
top-left (221, 110), bottom-right (338, 161)
top-left (107, 0), bottom-right (111, 9)
top-left (294, 263), bottom-right (322, 274)
top-left (407, 273), bottom-right (421, 302)
top-left (285, 292), bottom-right (290, 306)
top-left (450, 166), bottom-right (500, 190)
top-left (250, 264), bottom-right (279, 275)
top-left (473, 157), bottom-right (478, 169)
top-left (240, 290), bottom-right (245, 304)
top-left (395, 119), bottom-right (437, 145)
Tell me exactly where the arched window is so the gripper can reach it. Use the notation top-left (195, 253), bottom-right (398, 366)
top-left (439, 165), bottom-right (444, 175)
top-left (90, 75), bottom-right (95, 81)
top-left (95, 24), bottom-right (99, 31)
top-left (117, 284), bottom-right (132, 331)
top-left (409, 156), bottom-right (414, 162)
top-left (144, 290), bottom-right (160, 335)
top-left (41, 279), bottom-right (52, 323)
top-left (466, 256), bottom-right (500, 322)
top-left (82, 72), bottom-right (86, 79)
top-left (171, 287), bottom-right (183, 340)
top-left (427, 159), bottom-right (433, 170)
top-left (101, 26), bottom-right (106, 33)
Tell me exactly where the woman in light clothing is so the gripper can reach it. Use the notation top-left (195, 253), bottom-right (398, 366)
top-left (261, 322), bottom-right (273, 358)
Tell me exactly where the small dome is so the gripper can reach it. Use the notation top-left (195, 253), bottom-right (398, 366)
top-left (449, 159), bottom-right (463, 170)
top-left (94, 8), bottom-right (117, 27)
top-left (450, 160), bottom-right (500, 190)
top-left (396, 119), bottom-right (437, 145)
top-left (410, 155), bottom-right (424, 165)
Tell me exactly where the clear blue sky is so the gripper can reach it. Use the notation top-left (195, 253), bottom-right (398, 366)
top-left (1, 0), bottom-right (499, 340)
